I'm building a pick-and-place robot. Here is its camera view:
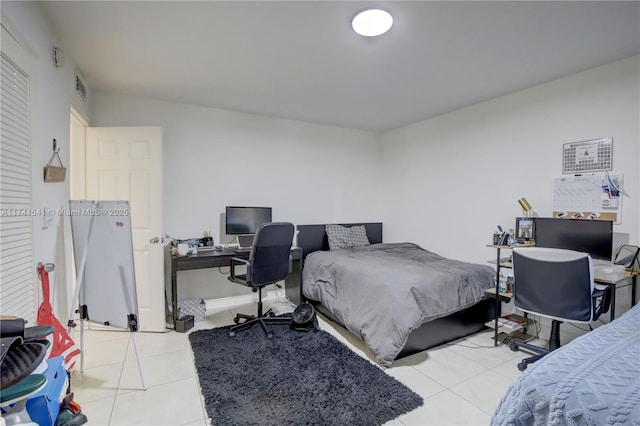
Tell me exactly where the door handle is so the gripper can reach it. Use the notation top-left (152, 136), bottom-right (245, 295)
top-left (149, 236), bottom-right (160, 244)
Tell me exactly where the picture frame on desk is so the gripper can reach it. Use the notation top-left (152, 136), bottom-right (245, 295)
top-left (515, 217), bottom-right (535, 244)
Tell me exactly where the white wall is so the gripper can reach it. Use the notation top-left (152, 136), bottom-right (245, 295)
top-left (380, 55), bottom-right (639, 320)
top-left (90, 57), bottom-right (639, 307)
top-left (381, 56), bottom-right (639, 264)
top-left (2, 2), bottom-right (89, 318)
top-left (90, 93), bottom-right (381, 300)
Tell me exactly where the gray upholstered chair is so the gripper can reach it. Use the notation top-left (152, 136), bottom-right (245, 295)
top-left (228, 222), bottom-right (294, 338)
top-left (510, 247), bottom-right (610, 371)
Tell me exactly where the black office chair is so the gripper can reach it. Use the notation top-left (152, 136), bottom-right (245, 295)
top-left (228, 222), bottom-right (294, 338)
top-left (509, 247), bottom-right (610, 371)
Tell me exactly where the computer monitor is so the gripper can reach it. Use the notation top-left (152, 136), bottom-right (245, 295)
top-left (515, 217), bottom-right (535, 244)
top-left (533, 217), bottom-right (613, 260)
top-left (225, 206), bottom-right (272, 235)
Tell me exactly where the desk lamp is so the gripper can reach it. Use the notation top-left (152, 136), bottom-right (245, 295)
top-left (518, 197), bottom-right (533, 217)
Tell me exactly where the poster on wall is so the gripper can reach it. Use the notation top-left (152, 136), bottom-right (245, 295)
top-left (552, 173), bottom-right (623, 224)
top-left (562, 137), bottom-right (613, 174)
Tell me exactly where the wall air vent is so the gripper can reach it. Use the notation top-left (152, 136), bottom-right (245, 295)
top-left (75, 71), bottom-right (87, 102)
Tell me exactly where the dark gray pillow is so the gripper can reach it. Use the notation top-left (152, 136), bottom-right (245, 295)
top-left (325, 224), bottom-right (371, 250)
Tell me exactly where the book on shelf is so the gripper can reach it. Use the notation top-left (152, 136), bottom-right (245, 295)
top-left (486, 314), bottom-right (529, 332)
top-left (496, 318), bottom-right (520, 329)
top-left (501, 314), bottom-right (527, 326)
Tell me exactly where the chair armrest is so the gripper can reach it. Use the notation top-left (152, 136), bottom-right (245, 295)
top-left (230, 257), bottom-right (251, 283)
top-left (592, 287), bottom-right (607, 299)
top-left (591, 286), bottom-right (611, 319)
top-left (230, 257), bottom-right (250, 266)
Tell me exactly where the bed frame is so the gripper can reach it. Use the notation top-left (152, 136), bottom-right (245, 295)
top-left (294, 222), bottom-right (496, 360)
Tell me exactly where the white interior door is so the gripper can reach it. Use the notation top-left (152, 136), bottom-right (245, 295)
top-left (85, 127), bottom-right (164, 332)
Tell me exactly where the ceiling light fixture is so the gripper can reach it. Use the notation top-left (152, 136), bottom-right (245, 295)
top-left (352, 9), bottom-right (393, 37)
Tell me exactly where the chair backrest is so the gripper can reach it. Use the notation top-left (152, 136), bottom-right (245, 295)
top-left (512, 247), bottom-right (595, 322)
top-left (614, 244), bottom-right (640, 270)
top-left (247, 222), bottom-right (295, 287)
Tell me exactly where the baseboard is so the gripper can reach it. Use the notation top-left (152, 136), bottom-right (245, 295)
top-left (204, 287), bottom-right (279, 310)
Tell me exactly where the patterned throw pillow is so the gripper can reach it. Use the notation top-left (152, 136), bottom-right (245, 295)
top-left (325, 224), bottom-right (371, 250)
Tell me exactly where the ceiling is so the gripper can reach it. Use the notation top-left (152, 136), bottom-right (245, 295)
top-left (39, 1), bottom-right (640, 132)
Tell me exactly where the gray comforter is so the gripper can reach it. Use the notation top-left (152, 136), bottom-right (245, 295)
top-left (302, 242), bottom-right (495, 366)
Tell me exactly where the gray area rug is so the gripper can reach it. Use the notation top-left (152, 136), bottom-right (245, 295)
top-left (189, 318), bottom-right (423, 426)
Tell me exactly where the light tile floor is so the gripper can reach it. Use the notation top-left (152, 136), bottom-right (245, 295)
top-left (69, 298), bottom-right (543, 426)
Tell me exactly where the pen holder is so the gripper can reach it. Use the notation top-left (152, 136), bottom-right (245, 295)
top-left (494, 232), bottom-right (509, 246)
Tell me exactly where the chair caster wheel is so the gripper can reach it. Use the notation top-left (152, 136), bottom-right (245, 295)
top-left (517, 362), bottom-right (527, 372)
top-left (229, 331), bottom-right (235, 337)
top-left (233, 317), bottom-right (240, 324)
top-left (510, 342), bottom-right (519, 352)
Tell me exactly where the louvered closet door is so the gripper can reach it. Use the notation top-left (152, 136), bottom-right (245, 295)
top-left (0, 52), bottom-right (35, 322)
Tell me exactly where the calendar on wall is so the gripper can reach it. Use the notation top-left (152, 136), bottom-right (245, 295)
top-left (552, 174), bottom-right (623, 223)
top-left (562, 137), bottom-right (613, 174)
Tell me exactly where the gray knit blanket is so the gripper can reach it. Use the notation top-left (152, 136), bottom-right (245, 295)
top-left (492, 303), bottom-right (640, 425)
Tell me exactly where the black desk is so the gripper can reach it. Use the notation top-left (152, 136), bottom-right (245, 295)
top-left (166, 247), bottom-right (303, 327)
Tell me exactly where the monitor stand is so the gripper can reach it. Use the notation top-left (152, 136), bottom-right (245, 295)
top-left (236, 234), bottom-right (255, 249)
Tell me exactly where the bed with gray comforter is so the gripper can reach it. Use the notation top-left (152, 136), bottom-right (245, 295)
top-left (302, 242), bottom-right (495, 366)
top-left (492, 302), bottom-right (640, 425)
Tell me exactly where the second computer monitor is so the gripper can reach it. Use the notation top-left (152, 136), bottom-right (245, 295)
top-left (533, 217), bottom-right (613, 261)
